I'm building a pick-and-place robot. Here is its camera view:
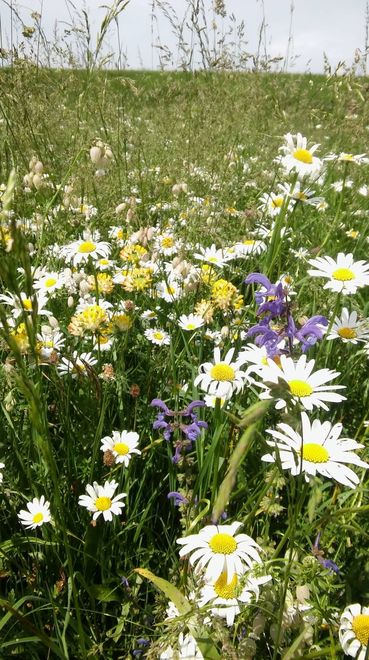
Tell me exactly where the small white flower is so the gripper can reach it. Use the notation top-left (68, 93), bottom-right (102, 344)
top-left (262, 411), bottom-right (368, 488)
top-left (61, 231), bottom-right (111, 265)
top-left (78, 480), bottom-right (126, 521)
top-left (18, 495), bottom-right (51, 530)
top-left (278, 132), bottom-right (323, 180)
top-left (100, 430), bottom-right (141, 466)
top-left (194, 244), bottom-right (229, 268)
top-left (57, 351), bottom-right (97, 377)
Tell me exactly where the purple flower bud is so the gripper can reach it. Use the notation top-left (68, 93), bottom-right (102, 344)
top-left (167, 491), bottom-right (189, 506)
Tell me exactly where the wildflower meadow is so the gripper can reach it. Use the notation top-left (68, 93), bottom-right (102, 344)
top-left (1, 37), bottom-right (369, 660)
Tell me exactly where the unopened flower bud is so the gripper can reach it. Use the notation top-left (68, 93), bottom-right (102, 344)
top-left (67, 296), bottom-right (74, 308)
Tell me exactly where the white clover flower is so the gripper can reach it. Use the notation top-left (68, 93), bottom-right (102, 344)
top-left (177, 522), bottom-right (262, 582)
top-left (78, 480), bottom-right (126, 521)
top-left (308, 253), bottom-right (369, 294)
top-left (18, 495), bottom-right (51, 530)
top-left (339, 603), bottom-right (369, 659)
top-left (262, 411), bottom-right (368, 488)
top-left (100, 430), bottom-right (141, 466)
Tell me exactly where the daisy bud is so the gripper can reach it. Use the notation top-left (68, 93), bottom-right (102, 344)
top-left (48, 316), bottom-right (59, 329)
top-left (32, 173), bottom-right (43, 190)
top-left (115, 202), bottom-right (127, 214)
top-left (252, 613), bottom-right (266, 637)
top-left (34, 160), bottom-right (44, 174)
top-left (67, 296), bottom-right (74, 308)
top-left (29, 155), bottom-right (37, 170)
top-left (90, 146), bottom-right (103, 165)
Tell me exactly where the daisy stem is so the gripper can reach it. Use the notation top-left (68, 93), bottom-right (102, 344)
top-left (314, 293), bottom-right (341, 367)
top-left (210, 398), bottom-right (223, 505)
top-left (272, 480), bottom-right (309, 660)
top-left (265, 173), bottom-right (298, 279)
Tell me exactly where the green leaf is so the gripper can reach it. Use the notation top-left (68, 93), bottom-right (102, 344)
top-left (87, 584), bottom-right (121, 603)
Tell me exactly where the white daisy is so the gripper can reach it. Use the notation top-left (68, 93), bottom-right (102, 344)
top-left (326, 308), bottom-right (369, 344)
top-left (154, 232), bottom-right (179, 256)
top-left (100, 430), bottom-right (141, 466)
top-left (199, 570), bottom-right (271, 627)
top-left (307, 253), bottom-right (369, 294)
top-left (177, 522), bottom-right (262, 582)
top-left (18, 495), bottom-right (51, 530)
top-left (258, 191), bottom-right (290, 217)
top-left (232, 239), bottom-right (267, 258)
top-left (78, 480), bottom-right (126, 521)
top-left (0, 461), bottom-right (4, 483)
top-left (144, 328), bottom-right (170, 346)
top-left (339, 603), bottom-right (369, 659)
top-left (61, 231), bottom-right (111, 265)
top-left (278, 132), bottom-right (323, 180)
top-left (0, 291), bottom-right (51, 319)
top-left (178, 313), bottom-right (205, 331)
top-left (33, 271), bottom-right (65, 296)
top-left (194, 244), bottom-right (229, 268)
top-left (262, 411), bottom-right (368, 488)
top-left (57, 351), bottom-right (97, 377)
top-left (36, 328), bottom-right (65, 359)
top-left (254, 354), bottom-right (346, 411)
top-left (194, 347), bottom-right (249, 400)
top-left (156, 279), bottom-right (183, 302)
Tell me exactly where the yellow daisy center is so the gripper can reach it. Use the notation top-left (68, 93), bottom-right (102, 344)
top-left (293, 148), bottom-right (313, 164)
top-left (243, 239), bottom-right (255, 245)
top-left (288, 379), bottom-right (313, 397)
top-left (338, 326), bottom-right (356, 339)
top-left (272, 197), bottom-right (284, 208)
top-left (352, 614), bottom-right (369, 646)
top-left (45, 277), bottom-right (57, 288)
top-left (95, 496), bottom-right (112, 511)
top-left (113, 442), bottom-right (129, 456)
top-left (332, 267), bottom-right (355, 281)
top-left (153, 331), bottom-right (164, 341)
top-left (78, 240), bottom-right (96, 254)
top-left (186, 323), bottom-right (196, 330)
top-left (33, 512), bottom-right (44, 524)
top-left (208, 256), bottom-right (219, 263)
top-left (209, 532), bottom-right (237, 554)
top-left (161, 237), bottom-right (174, 248)
top-left (210, 363), bottom-right (235, 381)
top-left (214, 573), bottom-right (239, 599)
top-left (22, 298), bottom-right (33, 310)
top-left (301, 443), bottom-right (329, 463)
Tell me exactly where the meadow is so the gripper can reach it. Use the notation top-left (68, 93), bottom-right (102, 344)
top-left (0, 63), bottom-right (369, 658)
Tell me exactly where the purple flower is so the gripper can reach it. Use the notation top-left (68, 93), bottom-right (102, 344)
top-left (245, 273), bottom-right (286, 317)
top-left (167, 491), bottom-right (189, 506)
top-left (151, 398), bottom-right (208, 462)
top-left (312, 533), bottom-right (340, 574)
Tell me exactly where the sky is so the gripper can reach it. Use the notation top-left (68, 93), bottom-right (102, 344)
top-left (1, 0), bottom-right (368, 73)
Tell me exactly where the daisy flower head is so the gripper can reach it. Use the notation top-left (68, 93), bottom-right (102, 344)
top-left (194, 347), bottom-right (249, 400)
top-left (326, 308), bottom-right (369, 344)
top-left (278, 132), bottom-right (323, 180)
top-left (18, 495), bottom-right (51, 530)
top-left (178, 313), bottom-right (205, 331)
top-left (156, 278), bottom-right (183, 302)
top-left (255, 354), bottom-right (346, 411)
top-left (33, 270), bottom-right (66, 296)
top-left (232, 238), bottom-right (267, 258)
top-left (0, 291), bottom-right (51, 319)
top-left (194, 244), bottom-right (229, 268)
top-left (57, 351), bottom-right (97, 378)
top-left (100, 430), bottom-right (141, 466)
top-left (262, 411), bottom-right (368, 488)
top-left (199, 571), bottom-right (271, 627)
top-left (160, 633), bottom-right (203, 659)
top-left (61, 231), bottom-right (111, 266)
top-left (144, 328), bottom-right (170, 346)
top-left (339, 603), bottom-right (369, 659)
top-left (78, 480), bottom-right (126, 521)
top-left (308, 253), bottom-right (369, 294)
top-left (258, 191), bottom-right (290, 217)
top-left (177, 522), bottom-right (262, 582)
